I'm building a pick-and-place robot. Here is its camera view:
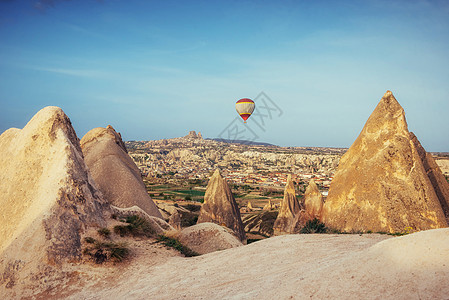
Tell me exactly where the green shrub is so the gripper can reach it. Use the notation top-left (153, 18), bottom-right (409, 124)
top-left (156, 235), bottom-right (199, 257)
top-left (98, 227), bottom-right (111, 238)
top-left (113, 215), bottom-right (155, 237)
top-left (113, 225), bottom-right (131, 237)
top-left (84, 241), bottom-right (130, 263)
top-left (300, 218), bottom-right (328, 234)
top-left (84, 236), bottom-right (96, 244)
top-left (107, 242), bottom-right (129, 262)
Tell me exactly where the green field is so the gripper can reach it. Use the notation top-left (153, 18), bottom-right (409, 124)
top-left (174, 190), bottom-right (205, 196)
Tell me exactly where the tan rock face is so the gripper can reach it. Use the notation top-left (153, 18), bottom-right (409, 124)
top-left (410, 133), bottom-right (449, 221)
top-left (243, 210), bottom-right (278, 236)
top-left (263, 200), bottom-right (273, 211)
top-left (197, 169), bottom-right (246, 243)
top-left (247, 201), bottom-right (253, 210)
top-left (178, 222), bottom-right (243, 255)
top-left (273, 174), bottom-right (301, 234)
top-left (185, 130), bottom-right (198, 139)
top-left (322, 91), bottom-right (448, 233)
top-left (303, 179), bottom-right (324, 220)
top-left (110, 205), bottom-right (173, 235)
top-left (81, 126), bottom-right (162, 218)
top-left (168, 211), bottom-right (182, 231)
top-left (0, 107), bottom-right (108, 289)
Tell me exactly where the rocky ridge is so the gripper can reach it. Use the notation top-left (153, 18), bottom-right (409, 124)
top-left (127, 132), bottom-right (343, 180)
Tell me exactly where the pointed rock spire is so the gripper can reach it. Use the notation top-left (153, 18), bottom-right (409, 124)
top-left (247, 201), bottom-right (253, 210)
top-left (273, 174), bottom-right (301, 234)
top-left (322, 91), bottom-right (448, 233)
top-left (81, 125), bottom-right (162, 218)
top-left (197, 169), bottom-right (246, 243)
top-left (263, 199), bottom-right (273, 211)
top-left (0, 106), bottom-right (108, 289)
top-left (303, 179), bottom-right (324, 220)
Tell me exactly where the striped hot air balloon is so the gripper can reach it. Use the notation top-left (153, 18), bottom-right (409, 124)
top-left (235, 98), bottom-right (255, 123)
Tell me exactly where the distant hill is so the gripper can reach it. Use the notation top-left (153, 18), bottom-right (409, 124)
top-left (431, 152), bottom-right (449, 157)
top-left (208, 138), bottom-right (276, 147)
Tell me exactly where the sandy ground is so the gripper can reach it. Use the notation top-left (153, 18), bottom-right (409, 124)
top-left (435, 158), bottom-right (449, 175)
top-left (41, 228), bottom-right (449, 300)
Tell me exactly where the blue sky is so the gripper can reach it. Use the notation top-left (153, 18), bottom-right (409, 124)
top-left (1, 0), bottom-right (448, 151)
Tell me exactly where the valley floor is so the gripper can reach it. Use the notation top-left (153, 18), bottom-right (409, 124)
top-left (32, 229), bottom-right (449, 300)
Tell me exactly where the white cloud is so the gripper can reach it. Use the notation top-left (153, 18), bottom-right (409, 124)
top-left (32, 66), bottom-right (111, 79)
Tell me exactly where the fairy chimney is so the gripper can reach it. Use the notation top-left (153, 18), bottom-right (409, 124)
top-left (303, 179), bottom-right (324, 220)
top-left (197, 169), bottom-right (247, 243)
top-left (273, 174), bottom-right (301, 234)
top-left (322, 91), bottom-right (448, 233)
top-left (81, 126), bottom-right (162, 218)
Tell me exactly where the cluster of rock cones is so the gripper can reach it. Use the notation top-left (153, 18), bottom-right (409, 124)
top-left (272, 91), bottom-right (449, 234)
top-left (0, 105), bottom-right (248, 295)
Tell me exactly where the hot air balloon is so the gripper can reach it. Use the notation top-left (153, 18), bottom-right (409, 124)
top-left (235, 98), bottom-right (255, 123)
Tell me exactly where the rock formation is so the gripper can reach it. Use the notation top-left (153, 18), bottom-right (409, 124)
top-left (242, 211), bottom-right (279, 236)
top-left (273, 174), bottom-right (301, 234)
top-left (0, 107), bottom-right (108, 291)
top-left (197, 169), bottom-right (246, 243)
top-left (263, 200), bottom-right (273, 211)
top-left (197, 132), bottom-right (203, 139)
top-left (110, 205), bottom-right (173, 235)
top-left (158, 202), bottom-right (200, 228)
top-left (410, 132), bottom-right (449, 220)
top-left (185, 130), bottom-right (199, 139)
top-left (168, 211), bottom-right (182, 230)
top-left (81, 126), bottom-right (162, 218)
top-left (303, 179), bottom-right (324, 220)
top-left (177, 223), bottom-right (243, 255)
top-left (322, 91), bottom-right (448, 233)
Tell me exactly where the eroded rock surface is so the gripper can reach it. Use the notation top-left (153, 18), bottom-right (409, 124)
top-left (303, 179), bottom-right (324, 220)
top-left (273, 174), bottom-right (301, 234)
top-left (178, 222), bottom-right (243, 255)
top-left (322, 91), bottom-right (448, 233)
top-left (243, 211), bottom-right (278, 236)
top-left (81, 126), bottom-right (162, 218)
top-left (197, 169), bottom-right (246, 243)
top-left (0, 106), bottom-right (108, 293)
top-left (410, 132), bottom-right (449, 221)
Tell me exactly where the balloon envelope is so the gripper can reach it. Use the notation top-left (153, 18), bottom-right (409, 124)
top-left (235, 98), bottom-right (255, 123)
